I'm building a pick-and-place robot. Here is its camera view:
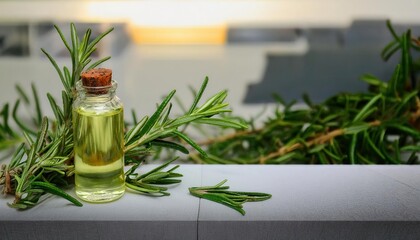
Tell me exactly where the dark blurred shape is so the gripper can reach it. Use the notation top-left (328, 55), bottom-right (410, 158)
top-left (305, 28), bottom-right (344, 49)
top-left (344, 20), bottom-right (395, 47)
top-left (0, 24), bottom-right (29, 56)
top-left (244, 20), bottom-right (420, 104)
top-left (228, 28), bottom-right (299, 43)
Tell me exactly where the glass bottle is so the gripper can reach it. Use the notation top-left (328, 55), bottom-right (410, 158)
top-left (73, 77), bottom-right (125, 203)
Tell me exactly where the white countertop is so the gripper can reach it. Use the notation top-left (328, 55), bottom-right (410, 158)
top-left (1, 165), bottom-right (420, 240)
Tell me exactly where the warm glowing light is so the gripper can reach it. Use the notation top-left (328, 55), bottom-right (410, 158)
top-left (128, 25), bottom-right (227, 44)
top-left (87, 1), bottom-right (233, 44)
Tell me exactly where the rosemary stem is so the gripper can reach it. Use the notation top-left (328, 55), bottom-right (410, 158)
top-left (198, 128), bottom-right (262, 146)
top-left (5, 170), bottom-right (11, 194)
top-left (188, 152), bottom-right (203, 164)
top-left (259, 120), bottom-right (382, 164)
top-left (409, 97), bottom-right (420, 127)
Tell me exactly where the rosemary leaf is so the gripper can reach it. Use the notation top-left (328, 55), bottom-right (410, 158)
top-left (188, 76), bottom-right (209, 114)
top-left (31, 181), bottom-right (82, 207)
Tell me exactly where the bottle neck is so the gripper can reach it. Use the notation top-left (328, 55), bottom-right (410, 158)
top-left (75, 80), bottom-right (117, 101)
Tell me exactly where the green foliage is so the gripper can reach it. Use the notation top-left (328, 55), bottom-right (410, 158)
top-left (0, 23), bottom-right (248, 211)
top-left (192, 20), bottom-right (420, 165)
top-left (123, 77), bottom-right (247, 163)
top-left (0, 103), bottom-right (22, 151)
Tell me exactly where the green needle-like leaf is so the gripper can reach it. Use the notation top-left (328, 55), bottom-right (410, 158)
top-left (173, 130), bottom-right (207, 158)
top-left (31, 83), bottom-right (43, 126)
top-left (31, 181), bottom-right (82, 207)
top-left (386, 19), bottom-right (400, 41)
top-left (47, 93), bottom-right (64, 125)
top-left (139, 91), bottom-right (176, 139)
top-left (381, 40), bottom-right (400, 61)
top-left (150, 139), bottom-right (189, 154)
top-left (194, 117), bottom-right (248, 129)
top-left (41, 49), bottom-right (69, 93)
top-left (188, 76), bottom-right (208, 114)
top-left (53, 25), bottom-right (71, 53)
top-left (88, 56), bottom-right (111, 70)
top-left (12, 100), bottom-right (36, 135)
top-left (15, 85), bottom-right (30, 104)
top-left (353, 94), bottom-right (382, 122)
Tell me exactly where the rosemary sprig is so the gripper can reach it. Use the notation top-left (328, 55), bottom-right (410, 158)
top-left (123, 76), bottom-right (247, 163)
top-left (0, 82), bottom-right (45, 154)
top-left (189, 179), bottom-right (272, 215)
top-left (41, 24), bottom-right (113, 95)
top-left (122, 77), bottom-right (246, 196)
top-left (3, 118), bottom-right (80, 209)
top-left (0, 104), bottom-right (22, 151)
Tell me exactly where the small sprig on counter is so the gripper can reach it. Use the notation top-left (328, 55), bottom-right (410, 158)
top-left (125, 158), bottom-right (182, 196)
top-left (191, 20), bottom-right (420, 165)
top-left (189, 179), bottom-right (272, 215)
top-left (0, 23), bottom-right (248, 210)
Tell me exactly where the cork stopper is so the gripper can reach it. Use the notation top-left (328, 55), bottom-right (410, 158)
top-left (80, 68), bottom-right (112, 94)
top-left (81, 68), bottom-right (112, 87)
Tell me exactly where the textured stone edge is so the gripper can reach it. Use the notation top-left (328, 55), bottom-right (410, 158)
top-left (0, 221), bottom-right (197, 240)
top-left (198, 221), bottom-right (420, 240)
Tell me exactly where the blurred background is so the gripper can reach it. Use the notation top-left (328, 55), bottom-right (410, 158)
top-left (0, 0), bottom-right (420, 119)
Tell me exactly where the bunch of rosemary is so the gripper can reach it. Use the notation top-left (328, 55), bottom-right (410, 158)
top-left (0, 24), bottom-right (254, 210)
top-left (191, 20), bottom-right (420, 165)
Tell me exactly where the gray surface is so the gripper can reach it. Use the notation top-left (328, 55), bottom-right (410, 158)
top-left (199, 165), bottom-right (420, 221)
top-left (1, 165), bottom-right (420, 240)
top-left (0, 164), bottom-right (200, 221)
top-left (0, 164), bottom-right (201, 240)
top-left (366, 165), bottom-right (420, 192)
top-left (197, 165), bottom-right (420, 240)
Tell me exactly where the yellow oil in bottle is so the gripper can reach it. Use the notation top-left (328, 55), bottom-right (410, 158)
top-left (73, 107), bottom-right (125, 203)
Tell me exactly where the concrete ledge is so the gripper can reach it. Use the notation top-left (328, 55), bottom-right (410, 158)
top-left (198, 221), bottom-right (420, 240)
